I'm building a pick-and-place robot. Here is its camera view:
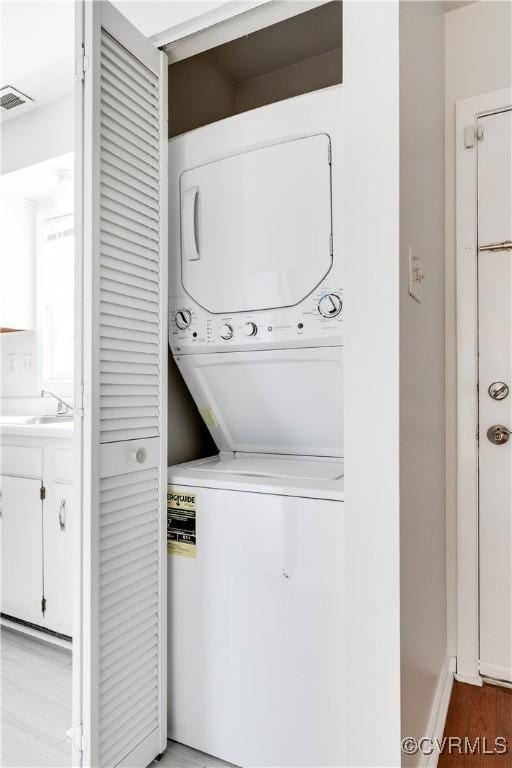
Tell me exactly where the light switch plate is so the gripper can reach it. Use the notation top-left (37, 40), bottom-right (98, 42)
top-left (408, 246), bottom-right (424, 303)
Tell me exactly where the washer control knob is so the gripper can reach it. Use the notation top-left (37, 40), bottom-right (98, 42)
top-left (318, 293), bottom-right (342, 318)
top-left (175, 309), bottom-right (192, 330)
top-left (243, 322), bottom-right (258, 337)
top-left (220, 323), bottom-right (234, 341)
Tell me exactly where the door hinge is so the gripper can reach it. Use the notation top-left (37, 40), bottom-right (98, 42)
top-left (40, 485), bottom-right (46, 501)
top-left (76, 49), bottom-right (89, 81)
top-left (68, 725), bottom-right (86, 755)
top-left (464, 124), bottom-right (484, 148)
top-left (41, 596), bottom-right (47, 615)
top-left (75, 384), bottom-right (85, 416)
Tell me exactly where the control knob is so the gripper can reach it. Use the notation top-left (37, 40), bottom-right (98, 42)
top-left (220, 323), bottom-right (234, 340)
top-left (318, 293), bottom-right (342, 318)
top-left (175, 309), bottom-right (192, 330)
top-left (243, 322), bottom-right (258, 337)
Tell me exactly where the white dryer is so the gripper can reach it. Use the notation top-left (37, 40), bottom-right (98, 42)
top-left (167, 454), bottom-right (345, 768)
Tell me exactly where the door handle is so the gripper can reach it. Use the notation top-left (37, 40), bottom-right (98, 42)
top-left (479, 240), bottom-right (512, 253)
top-left (59, 499), bottom-right (66, 530)
top-left (130, 446), bottom-right (147, 464)
top-left (183, 186), bottom-right (200, 261)
top-left (487, 425), bottom-right (511, 445)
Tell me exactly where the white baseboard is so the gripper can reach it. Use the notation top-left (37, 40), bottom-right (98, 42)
top-left (454, 672), bottom-right (483, 687)
top-left (1, 616), bottom-right (72, 650)
top-left (479, 661), bottom-right (512, 683)
top-left (419, 656), bottom-right (456, 768)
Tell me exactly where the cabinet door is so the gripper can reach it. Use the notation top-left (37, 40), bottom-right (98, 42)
top-left (43, 482), bottom-right (73, 637)
top-left (0, 475), bottom-right (43, 624)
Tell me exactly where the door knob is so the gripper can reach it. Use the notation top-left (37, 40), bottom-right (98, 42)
top-left (130, 446), bottom-right (147, 464)
top-left (487, 425), bottom-right (511, 445)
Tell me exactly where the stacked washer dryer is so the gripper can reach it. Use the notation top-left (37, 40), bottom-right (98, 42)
top-left (167, 87), bottom-right (344, 767)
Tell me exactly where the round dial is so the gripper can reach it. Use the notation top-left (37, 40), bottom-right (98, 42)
top-left (175, 309), bottom-right (192, 330)
top-left (243, 322), bottom-right (258, 337)
top-left (318, 293), bottom-right (342, 318)
top-left (220, 323), bottom-right (234, 341)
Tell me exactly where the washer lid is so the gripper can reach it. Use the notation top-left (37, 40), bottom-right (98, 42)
top-left (180, 134), bottom-right (333, 314)
top-left (186, 454), bottom-right (344, 482)
top-left (175, 346), bottom-right (343, 458)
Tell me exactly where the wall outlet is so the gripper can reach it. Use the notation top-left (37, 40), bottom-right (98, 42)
top-left (22, 353), bottom-right (35, 370)
top-left (7, 354), bottom-right (17, 374)
top-left (408, 246), bottom-right (425, 304)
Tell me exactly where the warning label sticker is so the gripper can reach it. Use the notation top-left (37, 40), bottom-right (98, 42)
top-left (167, 487), bottom-right (197, 558)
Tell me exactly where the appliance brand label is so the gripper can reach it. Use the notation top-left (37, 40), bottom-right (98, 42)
top-left (167, 487), bottom-right (197, 558)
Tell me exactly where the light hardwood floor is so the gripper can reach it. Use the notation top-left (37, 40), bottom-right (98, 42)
top-left (1, 626), bottom-right (72, 767)
top-left (0, 626), bottom-right (234, 768)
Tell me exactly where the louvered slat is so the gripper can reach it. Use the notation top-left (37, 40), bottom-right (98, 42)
top-left (99, 28), bottom-right (160, 446)
top-left (98, 464), bottom-right (159, 764)
top-left (94, 24), bottom-right (163, 768)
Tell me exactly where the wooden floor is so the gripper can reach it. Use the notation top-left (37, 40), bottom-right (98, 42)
top-left (0, 627), bottom-right (233, 768)
top-left (439, 681), bottom-right (512, 767)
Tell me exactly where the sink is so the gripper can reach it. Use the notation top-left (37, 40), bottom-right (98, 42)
top-left (24, 415), bottom-right (73, 424)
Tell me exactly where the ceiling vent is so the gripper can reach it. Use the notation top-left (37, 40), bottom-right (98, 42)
top-left (0, 86), bottom-right (34, 117)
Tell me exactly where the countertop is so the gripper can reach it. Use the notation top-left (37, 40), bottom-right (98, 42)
top-left (0, 416), bottom-right (74, 439)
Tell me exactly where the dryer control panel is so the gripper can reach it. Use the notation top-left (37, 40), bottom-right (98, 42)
top-left (169, 283), bottom-right (343, 354)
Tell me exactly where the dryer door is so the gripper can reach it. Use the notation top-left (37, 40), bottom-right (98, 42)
top-left (175, 347), bottom-right (343, 457)
top-left (180, 134), bottom-right (333, 314)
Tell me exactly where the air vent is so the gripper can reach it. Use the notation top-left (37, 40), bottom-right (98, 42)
top-left (0, 86), bottom-right (33, 114)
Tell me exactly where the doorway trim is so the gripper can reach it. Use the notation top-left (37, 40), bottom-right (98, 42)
top-left (456, 87), bottom-right (512, 685)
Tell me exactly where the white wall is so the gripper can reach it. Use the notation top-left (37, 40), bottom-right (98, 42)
top-left (343, 3), bottom-right (401, 765)
top-left (112, 0), bottom-right (230, 39)
top-left (0, 98), bottom-right (74, 408)
top-left (445, 0), bottom-right (512, 656)
top-left (400, 2), bottom-right (447, 761)
top-left (1, 93), bottom-right (74, 176)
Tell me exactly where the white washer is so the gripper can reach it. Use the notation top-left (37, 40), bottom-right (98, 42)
top-left (167, 453), bottom-right (345, 768)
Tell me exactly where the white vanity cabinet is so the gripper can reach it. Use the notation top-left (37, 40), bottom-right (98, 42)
top-left (0, 428), bottom-right (74, 638)
top-left (1, 474), bottom-right (44, 625)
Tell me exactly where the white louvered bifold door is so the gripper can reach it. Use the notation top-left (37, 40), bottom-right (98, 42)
top-left (77, 3), bottom-right (167, 766)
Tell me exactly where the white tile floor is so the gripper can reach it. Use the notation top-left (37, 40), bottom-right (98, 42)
top-left (1, 627), bottom-right (234, 768)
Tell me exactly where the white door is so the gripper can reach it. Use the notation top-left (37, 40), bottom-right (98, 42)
top-left (75, 2), bottom-right (168, 765)
top-left (478, 108), bottom-right (512, 683)
top-left (0, 475), bottom-right (43, 625)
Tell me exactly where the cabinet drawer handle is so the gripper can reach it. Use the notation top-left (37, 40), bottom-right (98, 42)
top-left (59, 499), bottom-right (66, 530)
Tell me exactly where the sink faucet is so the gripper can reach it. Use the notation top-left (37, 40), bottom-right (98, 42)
top-left (41, 389), bottom-right (73, 417)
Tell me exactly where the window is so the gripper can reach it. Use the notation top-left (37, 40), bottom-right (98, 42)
top-left (39, 214), bottom-right (74, 393)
